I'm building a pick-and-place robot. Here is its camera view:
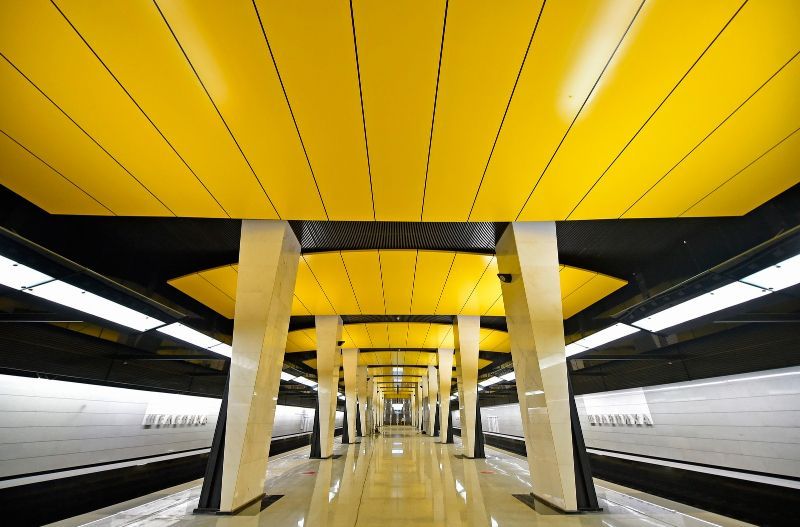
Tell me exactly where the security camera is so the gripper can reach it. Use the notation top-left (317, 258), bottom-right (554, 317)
top-left (337, 340), bottom-right (345, 346)
top-left (497, 273), bottom-right (513, 283)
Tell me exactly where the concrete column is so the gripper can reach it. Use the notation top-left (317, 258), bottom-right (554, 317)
top-left (427, 365), bottom-right (439, 437)
top-left (496, 221), bottom-right (577, 511)
top-left (363, 376), bottom-right (375, 436)
top-left (410, 391), bottom-right (416, 428)
top-left (357, 365), bottom-right (368, 436)
top-left (454, 315), bottom-right (480, 458)
top-left (420, 375), bottom-right (429, 433)
top-left (437, 348), bottom-right (454, 443)
top-left (342, 348), bottom-right (358, 443)
top-left (315, 315), bottom-right (342, 458)
top-left (219, 220), bottom-right (300, 512)
top-left (417, 381), bottom-right (424, 431)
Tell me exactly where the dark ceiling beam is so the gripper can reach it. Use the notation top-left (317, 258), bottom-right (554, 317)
top-left (109, 354), bottom-right (227, 361)
top-left (576, 354), bottom-right (687, 361)
top-left (714, 313), bottom-right (800, 323)
top-left (0, 313), bottom-right (84, 323)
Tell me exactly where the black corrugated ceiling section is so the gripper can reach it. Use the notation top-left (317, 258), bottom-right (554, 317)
top-left (289, 221), bottom-right (504, 253)
top-left (289, 314), bottom-right (505, 330)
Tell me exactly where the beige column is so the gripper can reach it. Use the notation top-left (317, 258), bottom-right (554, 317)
top-left (420, 374), bottom-right (429, 433)
top-left (357, 365), bottom-right (368, 436)
top-left (371, 376), bottom-right (378, 429)
top-left (410, 391), bottom-right (416, 428)
top-left (437, 348), bottom-right (454, 443)
top-left (496, 221), bottom-right (577, 511)
top-left (219, 220), bottom-right (300, 512)
top-left (418, 381), bottom-right (424, 431)
top-left (427, 365), bottom-right (439, 437)
top-left (455, 315), bottom-right (480, 457)
top-left (315, 315), bottom-right (342, 458)
top-left (342, 348), bottom-right (358, 443)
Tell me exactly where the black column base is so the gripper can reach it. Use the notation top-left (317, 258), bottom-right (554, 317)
top-left (193, 492), bottom-right (265, 516)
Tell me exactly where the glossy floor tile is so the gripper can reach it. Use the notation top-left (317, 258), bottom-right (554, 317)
top-left (68, 426), bottom-right (754, 527)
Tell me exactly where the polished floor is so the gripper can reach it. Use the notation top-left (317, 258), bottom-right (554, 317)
top-left (60, 426), bottom-right (753, 527)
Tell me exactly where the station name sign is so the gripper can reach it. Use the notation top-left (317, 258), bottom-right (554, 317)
top-left (142, 413), bottom-right (209, 427)
top-left (587, 413), bottom-right (653, 427)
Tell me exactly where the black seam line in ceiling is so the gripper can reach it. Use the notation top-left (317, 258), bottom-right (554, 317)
top-left (0, 129), bottom-right (112, 214)
top-left (466, 0), bottom-right (546, 221)
top-left (348, 0), bottom-right (376, 220)
top-left (680, 126), bottom-right (800, 217)
top-left (515, 0), bottom-right (647, 221)
top-left (250, 0), bottom-right (329, 221)
top-left (49, 0), bottom-right (230, 218)
top-left (153, 0), bottom-right (279, 219)
top-left (419, 0), bottom-right (448, 221)
top-left (566, 0), bottom-right (749, 221)
top-left (619, 51), bottom-right (800, 220)
top-left (0, 53), bottom-right (174, 216)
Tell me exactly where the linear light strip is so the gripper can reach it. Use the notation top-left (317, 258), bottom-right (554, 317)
top-left (567, 251), bottom-right (800, 356)
top-left (1, 255), bottom-right (164, 332)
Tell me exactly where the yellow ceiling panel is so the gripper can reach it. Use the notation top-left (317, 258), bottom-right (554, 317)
top-left (435, 253), bottom-right (494, 314)
top-left (370, 351), bottom-right (392, 365)
top-left (487, 332), bottom-right (511, 353)
top-left (294, 258), bottom-right (335, 315)
top-left (410, 251), bottom-right (455, 314)
top-left (379, 251), bottom-right (418, 315)
top-left (0, 131), bottom-right (110, 216)
top-left (478, 329), bottom-right (505, 352)
top-left (200, 265), bottom-right (238, 299)
top-left (387, 323), bottom-right (409, 350)
top-left (156, 0), bottom-right (326, 220)
top-left (341, 251), bottom-right (385, 314)
top-left (343, 324), bottom-right (372, 349)
top-left (56, 0), bottom-right (277, 218)
top-left (469, 0), bottom-right (643, 220)
top-left (575, 0), bottom-right (800, 220)
top-left (484, 295), bottom-right (505, 317)
top-left (291, 296), bottom-right (311, 317)
top-left (169, 252), bottom-right (627, 320)
top-left (459, 257), bottom-right (501, 315)
top-left (559, 266), bottom-right (597, 298)
top-left (624, 54), bottom-right (800, 218)
top-left (0, 58), bottom-right (169, 216)
top-left (353, 0), bottom-right (445, 220)
top-left (421, 324), bottom-right (441, 349)
top-left (303, 359), bottom-right (316, 370)
top-left (562, 273), bottom-right (627, 319)
top-left (406, 323), bottom-right (431, 349)
top-left (168, 272), bottom-right (236, 319)
top-left (684, 128), bottom-right (800, 217)
top-left (366, 323), bottom-right (390, 349)
top-left (422, 0), bottom-right (543, 221)
top-left (303, 253), bottom-right (360, 314)
top-left (0, 1), bottom-right (225, 218)
top-left (257, 0), bottom-right (372, 220)
top-left (518, 0), bottom-right (745, 220)
top-left (478, 359), bottom-right (492, 369)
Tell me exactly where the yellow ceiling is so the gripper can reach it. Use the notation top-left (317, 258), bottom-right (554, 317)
top-left (286, 323), bottom-right (509, 354)
top-left (1, 1), bottom-right (797, 221)
top-left (299, 354), bottom-right (491, 371)
top-left (168, 250), bottom-right (626, 319)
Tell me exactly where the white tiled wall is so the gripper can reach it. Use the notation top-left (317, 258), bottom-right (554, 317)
top-left (0, 375), bottom-right (341, 479)
top-left (455, 366), bottom-right (800, 479)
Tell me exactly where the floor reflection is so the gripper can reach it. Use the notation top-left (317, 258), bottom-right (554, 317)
top-left (75, 426), bottom-right (751, 527)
